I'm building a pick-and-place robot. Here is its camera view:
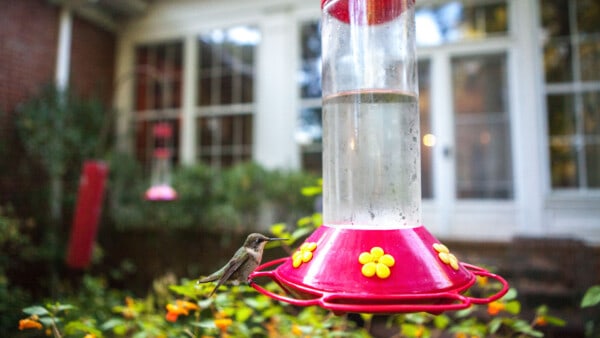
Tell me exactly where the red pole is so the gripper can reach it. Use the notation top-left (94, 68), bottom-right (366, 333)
top-left (66, 160), bottom-right (108, 269)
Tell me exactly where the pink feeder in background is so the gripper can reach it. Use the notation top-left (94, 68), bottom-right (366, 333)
top-left (145, 122), bottom-right (177, 201)
top-left (250, 0), bottom-right (508, 313)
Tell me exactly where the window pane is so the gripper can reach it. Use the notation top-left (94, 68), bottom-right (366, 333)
top-left (579, 38), bottom-right (600, 82)
top-left (540, 0), bottom-right (571, 38)
top-left (577, 0), bottom-right (600, 35)
top-left (197, 114), bottom-right (253, 167)
top-left (418, 59), bottom-right (433, 199)
top-left (196, 26), bottom-right (259, 167)
top-left (547, 94), bottom-right (576, 136)
top-left (586, 144), bottom-right (600, 188)
top-left (133, 41), bottom-right (183, 167)
top-left (541, 0), bottom-right (600, 191)
top-left (197, 26), bottom-right (260, 106)
top-left (550, 142), bottom-right (579, 188)
top-left (583, 92), bottom-right (600, 136)
top-left (543, 39), bottom-right (573, 83)
top-left (299, 21), bottom-right (322, 98)
top-left (297, 107), bottom-right (323, 173)
top-left (416, 0), bottom-right (508, 46)
top-left (134, 41), bottom-right (183, 111)
top-left (452, 54), bottom-right (513, 199)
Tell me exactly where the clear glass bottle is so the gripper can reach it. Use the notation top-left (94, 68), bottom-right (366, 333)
top-left (321, 0), bottom-right (420, 228)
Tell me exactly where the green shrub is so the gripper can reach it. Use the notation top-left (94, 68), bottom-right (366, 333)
top-left (109, 161), bottom-right (318, 233)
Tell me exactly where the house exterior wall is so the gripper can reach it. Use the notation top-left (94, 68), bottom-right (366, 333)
top-left (0, 0), bottom-right (116, 210)
top-left (112, 0), bottom-right (600, 245)
top-left (0, 0), bottom-right (59, 115)
top-left (70, 15), bottom-right (116, 103)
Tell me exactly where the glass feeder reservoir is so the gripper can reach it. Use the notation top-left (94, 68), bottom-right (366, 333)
top-left (251, 0), bottom-right (508, 313)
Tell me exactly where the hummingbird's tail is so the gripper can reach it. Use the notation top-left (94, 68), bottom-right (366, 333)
top-left (197, 274), bottom-right (219, 284)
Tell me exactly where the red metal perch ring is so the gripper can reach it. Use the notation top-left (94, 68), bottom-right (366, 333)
top-left (250, 258), bottom-right (509, 314)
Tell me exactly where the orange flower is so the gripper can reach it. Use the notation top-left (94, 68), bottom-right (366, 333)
top-left (487, 301), bottom-right (505, 315)
top-left (84, 334), bottom-right (97, 338)
top-left (18, 318), bottom-right (43, 330)
top-left (454, 333), bottom-right (467, 338)
top-left (165, 310), bottom-right (180, 323)
top-left (534, 316), bottom-right (548, 326)
top-left (165, 299), bottom-right (199, 322)
top-left (415, 325), bottom-right (424, 337)
top-left (122, 297), bottom-right (137, 319)
top-left (214, 318), bottom-right (233, 331)
top-left (476, 275), bottom-right (488, 287)
top-left (291, 324), bottom-right (303, 336)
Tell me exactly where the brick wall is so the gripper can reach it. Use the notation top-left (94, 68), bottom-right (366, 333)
top-left (70, 15), bottom-right (115, 103)
top-left (0, 0), bottom-right (116, 215)
top-left (0, 0), bottom-right (58, 115)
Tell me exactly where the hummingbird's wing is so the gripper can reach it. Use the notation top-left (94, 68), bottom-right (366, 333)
top-left (208, 249), bottom-right (250, 297)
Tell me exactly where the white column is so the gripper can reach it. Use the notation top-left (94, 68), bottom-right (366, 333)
top-left (55, 6), bottom-right (72, 90)
top-left (180, 34), bottom-right (198, 165)
top-left (430, 53), bottom-right (454, 237)
top-left (113, 36), bottom-right (135, 154)
top-left (511, 0), bottom-right (546, 236)
top-left (254, 10), bottom-right (300, 170)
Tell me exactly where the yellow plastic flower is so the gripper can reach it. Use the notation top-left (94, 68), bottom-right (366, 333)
top-left (292, 242), bottom-right (317, 268)
top-left (358, 246), bottom-right (395, 279)
top-left (433, 243), bottom-right (459, 270)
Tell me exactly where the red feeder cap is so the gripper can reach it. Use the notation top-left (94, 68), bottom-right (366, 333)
top-left (322, 0), bottom-right (415, 25)
top-left (153, 148), bottom-right (171, 159)
top-left (153, 122), bottom-right (173, 138)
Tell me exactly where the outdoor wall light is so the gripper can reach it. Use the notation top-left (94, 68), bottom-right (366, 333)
top-left (250, 0), bottom-right (508, 314)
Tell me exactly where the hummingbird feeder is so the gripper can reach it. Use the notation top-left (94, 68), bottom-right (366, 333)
top-left (249, 0), bottom-right (508, 314)
top-left (144, 122), bottom-right (178, 201)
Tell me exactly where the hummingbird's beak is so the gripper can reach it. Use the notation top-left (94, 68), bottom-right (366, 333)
top-left (268, 237), bottom-right (287, 242)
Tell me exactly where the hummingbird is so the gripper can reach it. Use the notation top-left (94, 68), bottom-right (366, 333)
top-left (197, 233), bottom-right (285, 296)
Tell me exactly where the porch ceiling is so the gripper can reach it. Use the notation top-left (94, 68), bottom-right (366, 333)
top-left (49, 0), bottom-right (154, 31)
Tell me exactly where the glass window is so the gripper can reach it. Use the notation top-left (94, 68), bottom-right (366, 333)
top-left (133, 41), bottom-right (183, 166)
top-left (196, 26), bottom-right (259, 168)
top-left (416, 0), bottom-right (508, 46)
top-left (419, 59), bottom-right (433, 199)
top-left (297, 21), bottom-right (323, 173)
top-left (452, 53), bottom-right (513, 199)
top-left (541, 0), bottom-right (600, 190)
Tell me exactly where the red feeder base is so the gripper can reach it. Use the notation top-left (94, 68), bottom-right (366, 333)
top-left (250, 225), bottom-right (508, 314)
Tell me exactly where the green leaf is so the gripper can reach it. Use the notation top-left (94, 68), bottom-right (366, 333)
top-left (400, 323), bottom-right (421, 337)
top-left (100, 318), bottom-right (125, 330)
top-left (505, 300), bottom-right (521, 315)
top-left (301, 186), bottom-right (322, 196)
top-left (64, 321), bottom-right (102, 337)
top-left (545, 315), bottom-right (567, 327)
top-left (55, 304), bottom-right (76, 312)
top-left (581, 285), bottom-right (600, 308)
top-left (502, 288), bottom-right (518, 301)
top-left (433, 314), bottom-right (450, 330)
top-left (454, 306), bottom-right (474, 318)
top-left (511, 319), bottom-right (544, 337)
top-left (38, 317), bottom-right (55, 326)
top-left (270, 223), bottom-right (288, 237)
top-left (235, 307), bottom-right (253, 322)
top-left (489, 318), bottom-right (503, 334)
top-left (22, 306), bottom-right (49, 316)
